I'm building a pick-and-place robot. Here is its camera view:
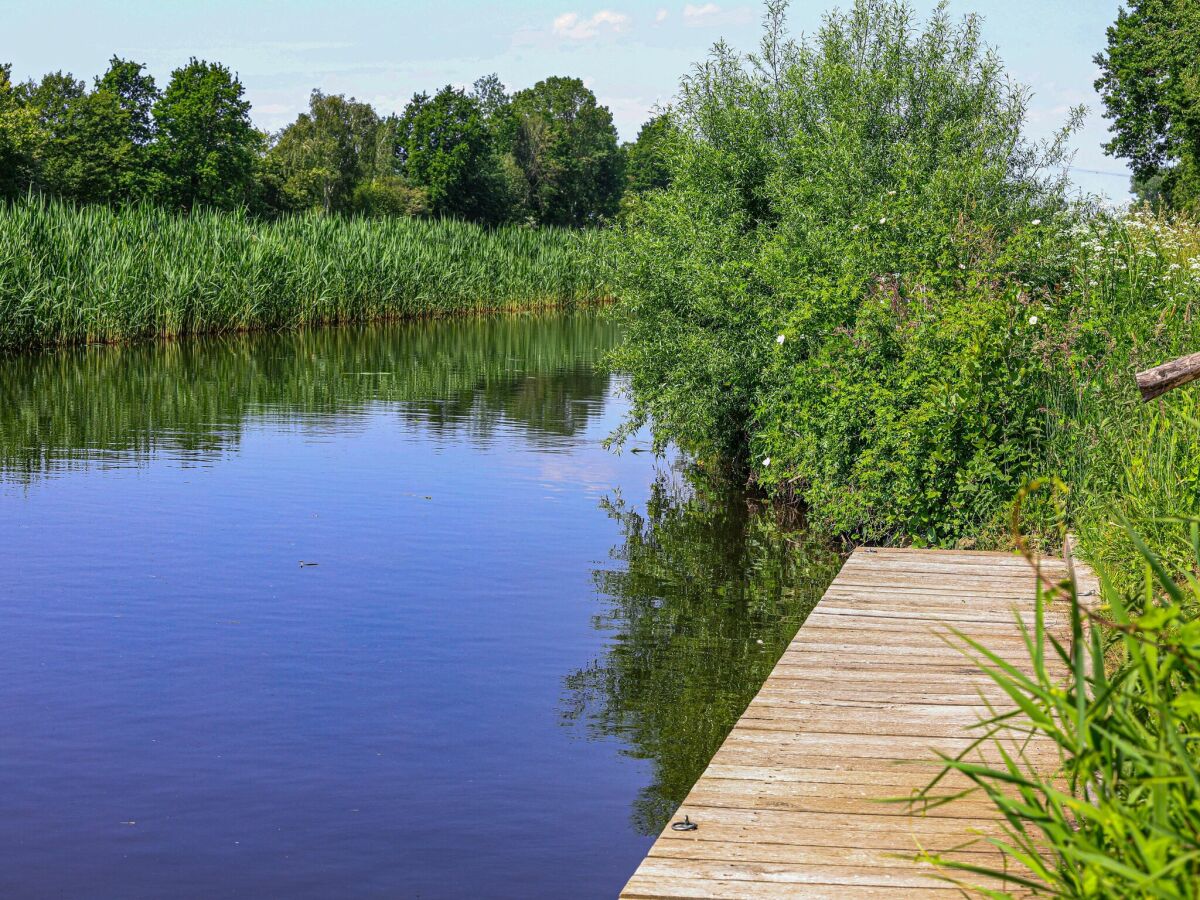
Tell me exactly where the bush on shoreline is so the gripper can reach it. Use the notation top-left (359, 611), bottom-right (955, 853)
top-left (609, 0), bottom-right (1083, 544)
top-left (610, 0), bottom-right (1200, 562)
top-left (0, 197), bottom-right (608, 350)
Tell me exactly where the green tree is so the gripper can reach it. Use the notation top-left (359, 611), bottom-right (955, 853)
top-left (267, 90), bottom-right (382, 213)
top-left (96, 57), bottom-right (158, 148)
top-left (468, 75), bottom-right (515, 165)
top-left (509, 76), bottom-right (622, 226)
top-left (349, 113), bottom-right (431, 217)
top-left (396, 86), bottom-right (505, 223)
top-left (151, 59), bottom-right (260, 211)
top-left (22, 70), bottom-right (84, 132)
top-left (21, 70), bottom-right (82, 194)
top-left (471, 73), bottom-right (511, 128)
top-left (470, 74), bottom-right (530, 222)
top-left (22, 70), bottom-right (84, 198)
top-left (610, 0), bottom-right (1078, 542)
top-left (1095, 0), bottom-right (1200, 210)
top-left (0, 64), bottom-right (42, 198)
top-left (622, 112), bottom-right (675, 195)
top-left (367, 114), bottom-right (403, 181)
top-left (32, 58), bottom-right (159, 204)
top-left (43, 91), bottom-right (137, 204)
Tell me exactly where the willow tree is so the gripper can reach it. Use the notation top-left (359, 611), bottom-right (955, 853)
top-left (610, 0), bottom-right (1078, 542)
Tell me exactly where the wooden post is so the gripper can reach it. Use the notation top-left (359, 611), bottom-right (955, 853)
top-left (1136, 351), bottom-right (1200, 402)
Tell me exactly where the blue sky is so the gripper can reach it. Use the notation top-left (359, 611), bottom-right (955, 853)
top-left (3, 0), bottom-right (1131, 199)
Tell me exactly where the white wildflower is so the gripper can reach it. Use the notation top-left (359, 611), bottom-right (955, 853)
top-left (1028, 315), bottom-right (1039, 325)
top-left (879, 217), bottom-right (887, 225)
top-left (762, 457), bottom-right (771, 467)
top-left (1031, 219), bottom-right (1042, 226)
top-left (775, 334), bottom-right (785, 345)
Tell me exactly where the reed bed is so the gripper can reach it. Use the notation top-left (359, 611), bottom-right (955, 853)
top-left (0, 198), bottom-right (609, 350)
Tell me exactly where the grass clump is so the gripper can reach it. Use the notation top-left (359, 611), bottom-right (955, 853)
top-left (914, 512), bottom-right (1200, 896)
top-left (1042, 211), bottom-right (1200, 585)
top-left (0, 197), bottom-right (609, 350)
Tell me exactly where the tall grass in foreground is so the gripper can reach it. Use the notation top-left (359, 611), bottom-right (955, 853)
top-left (1039, 211), bottom-right (1200, 588)
top-left (914, 512), bottom-right (1200, 897)
top-left (0, 198), bottom-right (609, 350)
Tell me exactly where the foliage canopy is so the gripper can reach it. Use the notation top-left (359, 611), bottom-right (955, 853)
top-left (510, 77), bottom-right (623, 227)
top-left (0, 57), bottom-right (630, 227)
top-left (610, 0), bottom-right (1080, 543)
top-left (150, 58), bottom-right (260, 211)
top-left (1095, 0), bottom-right (1200, 211)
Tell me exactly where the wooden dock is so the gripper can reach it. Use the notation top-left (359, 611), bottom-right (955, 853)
top-left (620, 547), bottom-right (1091, 899)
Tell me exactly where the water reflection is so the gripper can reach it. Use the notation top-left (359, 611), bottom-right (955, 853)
top-left (0, 310), bottom-right (842, 895)
top-left (566, 467), bottom-right (842, 835)
top-left (0, 312), bottom-right (618, 481)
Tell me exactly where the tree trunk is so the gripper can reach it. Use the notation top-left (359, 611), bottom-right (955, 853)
top-left (1136, 351), bottom-right (1200, 402)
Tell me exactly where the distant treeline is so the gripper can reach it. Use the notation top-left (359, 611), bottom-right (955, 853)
top-left (0, 58), bottom-right (673, 226)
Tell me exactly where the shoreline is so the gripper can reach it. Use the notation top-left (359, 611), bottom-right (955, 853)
top-left (0, 297), bottom-right (615, 357)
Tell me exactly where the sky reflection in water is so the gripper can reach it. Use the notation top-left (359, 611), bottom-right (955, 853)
top-left (0, 312), bottom-right (838, 898)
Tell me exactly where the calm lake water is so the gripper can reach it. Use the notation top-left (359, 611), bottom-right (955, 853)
top-left (0, 311), bottom-right (839, 899)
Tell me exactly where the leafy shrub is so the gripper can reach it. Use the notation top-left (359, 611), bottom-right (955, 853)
top-left (609, 0), bottom-right (1085, 542)
top-left (351, 176), bottom-right (430, 218)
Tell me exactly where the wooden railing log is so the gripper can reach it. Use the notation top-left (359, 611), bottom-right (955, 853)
top-left (1136, 351), bottom-right (1200, 402)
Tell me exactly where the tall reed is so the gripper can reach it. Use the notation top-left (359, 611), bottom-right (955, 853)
top-left (0, 198), bottom-right (610, 350)
top-left (1039, 211), bottom-right (1200, 587)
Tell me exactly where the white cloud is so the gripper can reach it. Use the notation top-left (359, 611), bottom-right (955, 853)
top-left (552, 10), bottom-right (632, 40)
top-left (682, 3), bottom-right (720, 24)
top-left (603, 94), bottom-right (656, 135)
top-left (655, 8), bottom-right (669, 22)
top-left (681, 3), bottom-right (752, 27)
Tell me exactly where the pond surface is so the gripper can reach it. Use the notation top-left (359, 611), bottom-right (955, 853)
top-left (0, 311), bottom-right (839, 899)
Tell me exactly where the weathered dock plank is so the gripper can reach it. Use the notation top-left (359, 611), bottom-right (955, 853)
top-left (620, 547), bottom-right (1087, 899)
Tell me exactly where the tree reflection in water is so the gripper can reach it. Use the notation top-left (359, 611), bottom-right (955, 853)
top-left (0, 312), bottom-right (618, 481)
top-left (565, 465), bottom-right (842, 835)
